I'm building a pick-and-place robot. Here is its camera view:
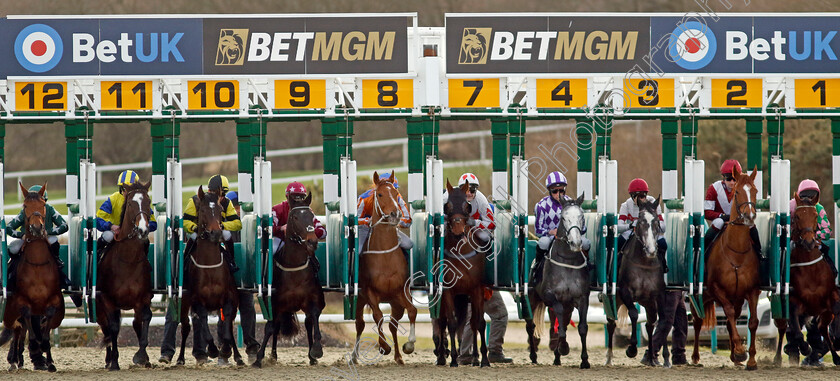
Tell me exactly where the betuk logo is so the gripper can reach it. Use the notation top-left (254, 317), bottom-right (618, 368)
top-left (15, 24), bottom-right (63, 73)
top-left (459, 28), bottom-right (491, 64)
top-left (216, 29), bottom-right (248, 65)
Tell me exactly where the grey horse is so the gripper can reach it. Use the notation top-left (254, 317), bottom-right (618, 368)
top-left (525, 193), bottom-right (591, 369)
top-left (606, 197), bottom-right (665, 366)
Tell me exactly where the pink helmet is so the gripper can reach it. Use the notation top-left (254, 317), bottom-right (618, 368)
top-left (797, 179), bottom-right (820, 195)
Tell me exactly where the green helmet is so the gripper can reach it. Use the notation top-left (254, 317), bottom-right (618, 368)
top-left (28, 185), bottom-right (47, 201)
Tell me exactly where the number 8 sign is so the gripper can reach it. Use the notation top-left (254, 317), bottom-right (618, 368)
top-left (361, 79), bottom-right (414, 109)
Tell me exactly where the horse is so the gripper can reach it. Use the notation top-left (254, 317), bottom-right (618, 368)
top-left (176, 186), bottom-right (243, 366)
top-left (0, 183), bottom-right (64, 372)
top-left (691, 166), bottom-right (761, 369)
top-left (525, 193), bottom-right (591, 369)
top-left (96, 181), bottom-right (154, 370)
top-left (606, 197), bottom-right (666, 365)
top-left (351, 171), bottom-right (418, 365)
top-left (432, 180), bottom-right (491, 367)
top-left (773, 191), bottom-right (840, 367)
top-left (253, 191), bottom-right (325, 367)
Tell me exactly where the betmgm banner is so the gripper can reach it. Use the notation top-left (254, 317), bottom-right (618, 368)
top-left (446, 14), bottom-right (840, 74)
top-left (0, 15), bottom-right (411, 76)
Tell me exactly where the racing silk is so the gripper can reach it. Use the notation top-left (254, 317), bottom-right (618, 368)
top-left (617, 196), bottom-right (665, 235)
top-left (271, 201), bottom-right (326, 240)
top-left (704, 180), bottom-right (733, 221)
top-left (442, 189), bottom-right (495, 230)
top-left (356, 188), bottom-right (412, 228)
top-left (96, 191), bottom-right (158, 232)
top-left (6, 204), bottom-right (68, 239)
top-left (789, 199), bottom-right (832, 241)
top-left (183, 195), bottom-right (242, 235)
top-left (534, 194), bottom-right (577, 237)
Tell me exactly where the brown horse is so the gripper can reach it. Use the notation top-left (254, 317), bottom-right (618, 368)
top-left (433, 180), bottom-right (490, 367)
top-left (96, 181), bottom-right (154, 370)
top-left (351, 171), bottom-right (418, 365)
top-left (253, 191), bottom-right (324, 367)
top-left (176, 186), bottom-right (243, 366)
top-left (773, 192), bottom-right (840, 367)
top-left (0, 183), bottom-right (64, 372)
top-left (691, 166), bottom-right (761, 369)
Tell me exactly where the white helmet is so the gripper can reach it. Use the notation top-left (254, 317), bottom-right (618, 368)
top-left (458, 173), bottom-right (480, 187)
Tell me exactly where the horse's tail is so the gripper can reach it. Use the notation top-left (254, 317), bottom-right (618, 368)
top-left (276, 311), bottom-right (300, 338)
top-left (0, 328), bottom-right (12, 347)
top-left (616, 304), bottom-right (630, 329)
top-left (533, 303), bottom-right (546, 340)
top-left (702, 302), bottom-right (717, 331)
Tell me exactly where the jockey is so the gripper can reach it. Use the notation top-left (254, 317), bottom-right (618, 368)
top-left (530, 171), bottom-right (591, 285)
top-left (356, 172), bottom-right (413, 259)
top-left (442, 173), bottom-right (495, 248)
top-left (6, 185), bottom-right (74, 293)
top-left (96, 170), bottom-right (157, 258)
top-left (703, 159), bottom-right (762, 259)
top-left (182, 174), bottom-right (242, 274)
top-left (789, 179), bottom-right (837, 276)
top-left (272, 182), bottom-right (326, 274)
top-left (617, 178), bottom-right (668, 273)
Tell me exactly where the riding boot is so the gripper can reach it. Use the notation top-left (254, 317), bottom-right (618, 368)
top-left (96, 237), bottom-right (110, 262)
top-left (223, 239), bottom-right (239, 274)
top-left (6, 254), bottom-right (19, 294)
top-left (49, 241), bottom-right (72, 289)
top-left (657, 242), bottom-right (669, 274)
top-left (402, 248), bottom-right (411, 267)
top-left (749, 226), bottom-right (763, 260)
top-left (703, 228), bottom-right (720, 263)
top-left (144, 239), bottom-right (151, 255)
top-left (820, 243), bottom-right (839, 278)
top-left (530, 247), bottom-right (547, 285)
top-left (310, 254), bottom-right (321, 280)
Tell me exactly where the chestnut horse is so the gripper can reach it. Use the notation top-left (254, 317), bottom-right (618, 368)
top-left (0, 183), bottom-right (64, 372)
top-left (773, 192), bottom-right (840, 366)
top-left (253, 191), bottom-right (324, 367)
top-left (176, 186), bottom-right (242, 366)
top-left (96, 181), bottom-right (154, 370)
top-left (351, 171), bottom-right (418, 365)
top-left (433, 180), bottom-right (490, 367)
top-left (691, 166), bottom-right (760, 369)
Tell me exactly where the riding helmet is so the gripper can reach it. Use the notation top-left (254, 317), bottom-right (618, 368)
top-left (117, 170), bottom-right (139, 186)
top-left (28, 185), bottom-right (47, 201)
top-left (458, 173), bottom-right (480, 187)
top-left (285, 182), bottom-right (307, 199)
top-left (545, 171), bottom-right (567, 189)
top-left (719, 159), bottom-right (742, 176)
top-left (628, 178), bottom-right (649, 194)
top-left (208, 174), bottom-right (230, 193)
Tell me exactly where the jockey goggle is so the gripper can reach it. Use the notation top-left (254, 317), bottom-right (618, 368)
top-left (465, 185), bottom-right (478, 194)
top-left (631, 192), bottom-right (647, 200)
top-left (290, 193), bottom-right (306, 202)
top-left (550, 186), bottom-right (566, 195)
top-left (722, 175), bottom-right (736, 182)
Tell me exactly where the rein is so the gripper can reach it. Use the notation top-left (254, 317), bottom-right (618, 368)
top-left (365, 187), bottom-right (401, 255)
top-left (791, 204), bottom-right (823, 268)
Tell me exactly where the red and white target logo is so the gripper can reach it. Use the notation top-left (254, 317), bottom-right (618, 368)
top-left (668, 21), bottom-right (717, 70)
top-left (15, 24), bottom-right (63, 73)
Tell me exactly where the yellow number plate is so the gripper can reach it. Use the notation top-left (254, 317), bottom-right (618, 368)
top-left (795, 79), bottom-right (840, 108)
top-left (536, 79), bottom-right (587, 108)
top-left (101, 81), bottom-right (153, 110)
top-left (362, 79), bottom-right (413, 109)
top-left (711, 79), bottom-right (762, 108)
top-left (187, 80), bottom-right (239, 110)
top-left (623, 78), bottom-right (675, 108)
top-left (14, 82), bottom-right (67, 111)
top-left (275, 80), bottom-right (326, 109)
top-left (449, 79), bottom-right (500, 108)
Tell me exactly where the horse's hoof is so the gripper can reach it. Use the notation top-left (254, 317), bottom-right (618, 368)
top-left (732, 351), bottom-right (747, 363)
top-left (553, 358), bottom-right (561, 366)
top-left (207, 344), bottom-right (220, 359)
top-left (236, 358), bottom-right (245, 367)
top-left (746, 363), bottom-right (758, 371)
top-left (472, 359), bottom-right (480, 367)
top-left (158, 355), bottom-right (171, 364)
top-left (626, 346), bottom-right (638, 358)
top-left (310, 357), bottom-right (318, 366)
top-left (311, 344), bottom-right (323, 359)
top-left (8, 364), bottom-right (16, 371)
top-left (450, 361), bottom-right (458, 367)
top-left (559, 341), bottom-right (570, 356)
top-left (480, 360), bottom-right (491, 368)
top-left (832, 353), bottom-right (840, 366)
top-left (798, 341), bottom-right (812, 356)
top-left (34, 363), bottom-right (49, 371)
top-left (436, 356), bottom-right (446, 366)
top-left (379, 344), bottom-right (391, 356)
top-left (395, 358), bottom-right (404, 365)
top-left (580, 360), bottom-right (590, 369)
top-left (195, 357), bottom-right (209, 366)
top-left (107, 363), bottom-right (120, 371)
top-left (402, 342), bottom-right (415, 355)
top-left (530, 353), bottom-right (538, 364)
top-left (270, 352), bottom-right (278, 362)
top-left (218, 357), bottom-right (229, 366)
top-left (133, 352), bottom-right (149, 367)
top-left (176, 359), bottom-right (185, 366)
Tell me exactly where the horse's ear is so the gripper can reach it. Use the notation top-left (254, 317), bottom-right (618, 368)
top-left (198, 185), bottom-right (205, 200)
top-left (654, 194), bottom-right (661, 208)
top-left (40, 181), bottom-right (47, 198)
top-left (732, 164), bottom-right (741, 179)
top-left (444, 201), bottom-right (452, 215)
top-left (814, 191), bottom-right (820, 205)
top-left (460, 182), bottom-right (469, 193)
top-left (305, 191), bottom-right (312, 206)
top-left (463, 201), bottom-right (472, 215)
top-left (748, 165), bottom-right (757, 183)
top-left (373, 171), bottom-right (380, 186)
top-left (390, 170), bottom-right (395, 184)
top-left (143, 181), bottom-right (151, 191)
top-left (576, 192), bottom-right (585, 205)
top-left (795, 190), bottom-right (802, 205)
top-left (446, 179), bottom-right (454, 193)
top-left (18, 182), bottom-right (27, 198)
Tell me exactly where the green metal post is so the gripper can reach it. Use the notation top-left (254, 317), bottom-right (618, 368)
top-left (661, 118), bottom-right (679, 201)
top-left (765, 115), bottom-right (784, 189)
top-left (576, 118), bottom-right (593, 199)
top-left (833, 119), bottom-right (840, 204)
top-left (406, 117), bottom-right (425, 195)
top-left (509, 116), bottom-right (525, 192)
top-left (680, 116), bottom-right (699, 193)
top-left (746, 117), bottom-right (763, 183)
top-left (322, 118), bottom-right (340, 194)
top-left (236, 119), bottom-right (253, 179)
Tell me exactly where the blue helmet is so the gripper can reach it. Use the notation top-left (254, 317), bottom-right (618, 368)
top-left (378, 172), bottom-right (399, 189)
top-left (28, 185), bottom-right (47, 201)
top-left (226, 191), bottom-right (238, 203)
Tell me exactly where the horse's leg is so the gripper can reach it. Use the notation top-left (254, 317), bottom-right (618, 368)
top-left (19, 306), bottom-right (44, 371)
top-left (525, 300), bottom-right (538, 365)
top-left (434, 315), bottom-right (448, 366)
top-left (96, 301), bottom-right (114, 369)
top-left (226, 304), bottom-right (244, 366)
top-left (308, 291), bottom-right (326, 365)
top-left (644, 301), bottom-right (658, 367)
top-left (717, 294), bottom-right (745, 365)
top-left (440, 291), bottom-right (459, 367)
top-left (578, 294), bottom-right (591, 369)
top-left (549, 301), bottom-right (565, 366)
top-left (470, 292), bottom-right (489, 368)
top-left (190, 303), bottom-right (211, 365)
top-left (365, 290), bottom-right (391, 357)
top-left (618, 288), bottom-right (639, 358)
top-left (389, 304), bottom-right (405, 365)
top-left (15, 325), bottom-right (24, 369)
top-left (176, 302), bottom-right (191, 366)
top-left (606, 317), bottom-right (616, 366)
top-left (689, 301), bottom-right (704, 365)
top-left (271, 328), bottom-right (278, 362)
top-left (816, 310), bottom-right (839, 366)
top-left (745, 291), bottom-right (759, 370)
top-left (132, 304), bottom-right (152, 367)
top-left (397, 288), bottom-right (418, 355)
top-left (351, 293), bottom-right (366, 365)
top-left (773, 317), bottom-right (787, 367)
top-left (252, 320), bottom-right (274, 368)
top-left (6, 329), bottom-right (17, 371)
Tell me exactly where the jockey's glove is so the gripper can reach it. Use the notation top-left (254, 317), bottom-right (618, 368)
top-left (222, 230), bottom-right (232, 241)
top-left (720, 214), bottom-right (730, 221)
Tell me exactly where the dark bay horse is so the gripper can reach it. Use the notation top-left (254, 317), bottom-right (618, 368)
top-left (96, 181), bottom-right (154, 370)
top-left (176, 186), bottom-right (243, 366)
top-left (0, 183), bottom-right (64, 371)
top-left (691, 166), bottom-right (760, 369)
top-left (773, 191), bottom-right (840, 367)
top-left (254, 191), bottom-right (324, 367)
top-left (351, 171), bottom-right (418, 365)
top-left (433, 180), bottom-right (490, 367)
top-left (525, 193), bottom-right (591, 368)
top-left (607, 197), bottom-right (665, 365)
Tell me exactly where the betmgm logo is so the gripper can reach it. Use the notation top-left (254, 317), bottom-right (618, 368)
top-left (458, 28), bottom-right (491, 64)
top-left (216, 29), bottom-right (248, 65)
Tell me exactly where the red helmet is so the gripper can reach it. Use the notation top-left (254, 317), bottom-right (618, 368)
top-left (285, 182), bottom-right (307, 199)
top-left (628, 178), bottom-right (649, 194)
top-left (720, 159), bottom-right (742, 176)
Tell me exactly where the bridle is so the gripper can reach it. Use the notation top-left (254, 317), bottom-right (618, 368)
top-left (371, 183), bottom-right (401, 228)
top-left (287, 206), bottom-right (316, 250)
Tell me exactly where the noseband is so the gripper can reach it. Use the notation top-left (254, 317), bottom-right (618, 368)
top-left (372, 184), bottom-right (401, 228)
